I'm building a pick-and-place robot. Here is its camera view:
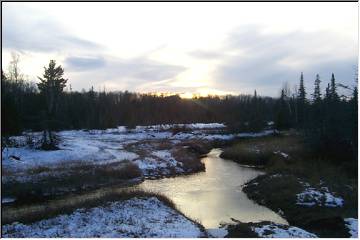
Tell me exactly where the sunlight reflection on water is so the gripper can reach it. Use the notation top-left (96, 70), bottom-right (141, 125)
top-left (134, 148), bottom-right (288, 228)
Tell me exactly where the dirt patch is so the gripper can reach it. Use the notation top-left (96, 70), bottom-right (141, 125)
top-left (225, 221), bottom-right (259, 238)
top-left (243, 173), bottom-right (356, 237)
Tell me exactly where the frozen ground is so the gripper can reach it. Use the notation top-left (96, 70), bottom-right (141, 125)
top-left (296, 184), bottom-right (344, 207)
top-left (344, 218), bottom-right (358, 238)
top-left (2, 123), bottom-right (274, 183)
top-left (2, 197), bottom-right (205, 238)
top-left (252, 223), bottom-right (317, 238)
top-left (206, 228), bottom-right (228, 238)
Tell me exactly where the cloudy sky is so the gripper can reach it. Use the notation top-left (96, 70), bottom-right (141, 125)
top-left (2, 2), bottom-right (358, 97)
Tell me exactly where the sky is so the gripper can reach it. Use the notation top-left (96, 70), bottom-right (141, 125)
top-left (2, 2), bottom-right (358, 97)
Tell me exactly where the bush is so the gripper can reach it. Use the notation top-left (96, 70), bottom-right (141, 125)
top-left (171, 125), bottom-right (191, 135)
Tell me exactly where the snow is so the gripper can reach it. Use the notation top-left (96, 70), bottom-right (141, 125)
top-left (152, 150), bottom-right (181, 167)
top-left (253, 223), bottom-right (317, 238)
top-left (207, 228), bottom-right (228, 237)
top-left (344, 218), bottom-right (358, 238)
top-left (135, 153), bottom-right (184, 176)
top-left (296, 186), bottom-right (344, 207)
top-left (136, 123), bottom-right (226, 131)
top-left (269, 174), bottom-right (282, 178)
top-left (273, 151), bottom-right (289, 158)
top-left (2, 197), bottom-right (16, 204)
top-left (2, 197), bottom-right (204, 238)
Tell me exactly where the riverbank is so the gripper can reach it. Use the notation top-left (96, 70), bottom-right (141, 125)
top-left (2, 190), bottom-right (206, 237)
top-left (221, 132), bottom-right (358, 238)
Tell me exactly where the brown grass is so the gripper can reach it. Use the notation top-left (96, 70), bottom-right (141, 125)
top-left (3, 161), bottom-right (143, 202)
top-left (220, 134), bottom-right (305, 167)
top-left (170, 139), bottom-right (213, 172)
top-left (170, 125), bottom-right (191, 135)
top-left (2, 190), bottom-right (176, 225)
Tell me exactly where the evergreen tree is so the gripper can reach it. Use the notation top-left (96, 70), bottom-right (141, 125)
top-left (37, 60), bottom-right (68, 149)
top-left (324, 83), bottom-right (330, 101)
top-left (350, 84), bottom-right (358, 160)
top-left (307, 74), bottom-right (323, 144)
top-left (275, 89), bottom-right (292, 130)
top-left (298, 72), bottom-right (306, 102)
top-left (312, 74), bottom-right (321, 103)
top-left (297, 72), bottom-right (307, 127)
top-left (248, 89), bottom-right (264, 131)
top-left (330, 73), bottom-right (339, 101)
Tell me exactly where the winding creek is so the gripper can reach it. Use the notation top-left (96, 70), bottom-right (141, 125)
top-left (133, 148), bottom-right (287, 228)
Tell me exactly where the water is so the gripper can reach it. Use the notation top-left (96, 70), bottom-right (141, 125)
top-left (135, 148), bottom-right (287, 228)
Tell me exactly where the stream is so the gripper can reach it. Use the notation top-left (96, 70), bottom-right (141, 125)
top-left (133, 148), bottom-right (287, 229)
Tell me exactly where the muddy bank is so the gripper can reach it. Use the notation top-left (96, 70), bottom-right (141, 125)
top-left (226, 220), bottom-right (317, 238)
top-left (242, 173), bottom-right (357, 237)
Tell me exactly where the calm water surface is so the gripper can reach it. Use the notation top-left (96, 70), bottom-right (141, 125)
top-left (134, 148), bottom-right (287, 228)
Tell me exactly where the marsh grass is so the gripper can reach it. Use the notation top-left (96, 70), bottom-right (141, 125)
top-left (2, 190), bottom-right (176, 225)
top-left (3, 160), bottom-right (143, 202)
top-left (220, 134), bottom-right (305, 166)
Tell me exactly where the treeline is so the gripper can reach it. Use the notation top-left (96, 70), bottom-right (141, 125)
top-left (275, 72), bottom-right (358, 163)
top-left (2, 73), bottom-right (276, 134)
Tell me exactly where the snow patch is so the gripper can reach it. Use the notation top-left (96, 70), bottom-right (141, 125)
top-left (2, 197), bottom-right (16, 204)
top-left (207, 228), bottom-right (228, 238)
top-left (2, 197), bottom-right (204, 238)
top-left (253, 223), bottom-right (317, 238)
top-left (273, 151), bottom-right (289, 158)
top-left (344, 218), bottom-right (358, 238)
top-left (296, 186), bottom-right (344, 207)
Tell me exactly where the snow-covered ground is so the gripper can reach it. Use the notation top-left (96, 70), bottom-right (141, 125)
top-left (2, 197), bottom-right (205, 238)
top-left (273, 151), bottom-right (289, 158)
top-left (252, 223), bottom-right (317, 238)
top-left (2, 124), bottom-right (274, 183)
top-left (206, 228), bottom-right (228, 238)
top-left (344, 218), bottom-right (358, 238)
top-left (296, 185), bottom-right (344, 207)
top-left (135, 123), bottom-right (226, 131)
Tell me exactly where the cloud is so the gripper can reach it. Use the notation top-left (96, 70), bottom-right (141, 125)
top-left (2, 5), bottom-right (100, 53)
top-left (66, 55), bottom-right (186, 91)
top-left (189, 50), bottom-right (224, 59)
top-left (65, 56), bottom-right (106, 71)
top-left (211, 26), bottom-right (358, 96)
top-left (112, 58), bottom-right (186, 82)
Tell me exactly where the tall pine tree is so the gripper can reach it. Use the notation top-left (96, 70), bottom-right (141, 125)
top-left (312, 74), bottom-right (321, 103)
top-left (37, 60), bottom-right (68, 149)
top-left (297, 72), bottom-right (307, 128)
top-left (330, 73), bottom-right (339, 102)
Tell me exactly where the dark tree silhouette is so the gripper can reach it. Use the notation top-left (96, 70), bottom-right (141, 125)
top-left (312, 74), bottom-right (321, 103)
top-left (297, 72), bottom-right (307, 128)
top-left (37, 60), bottom-right (68, 149)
